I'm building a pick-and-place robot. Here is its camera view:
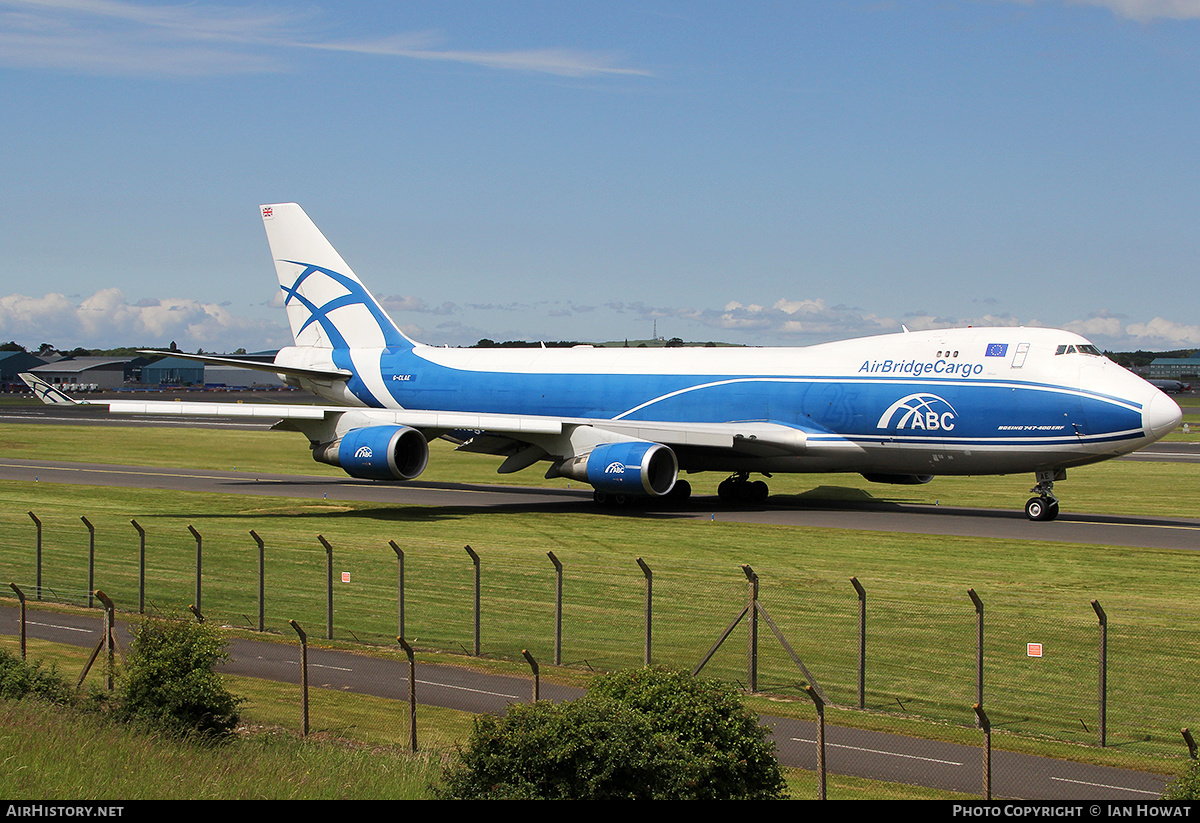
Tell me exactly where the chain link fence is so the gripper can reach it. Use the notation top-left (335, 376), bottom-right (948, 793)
top-left (2, 508), bottom-right (1196, 768)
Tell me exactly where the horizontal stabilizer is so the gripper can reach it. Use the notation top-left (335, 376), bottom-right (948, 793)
top-left (19, 373), bottom-right (88, 405)
top-left (137, 350), bottom-right (350, 382)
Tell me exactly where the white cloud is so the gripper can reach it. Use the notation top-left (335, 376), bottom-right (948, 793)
top-left (1009, 0), bottom-right (1200, 21)
top-left (1072, 0), bottom-right (1200, 20)
top-left (0, 289), bottom-right (286, 351)
top-left (5, 288), bottom-right (1197, 353)
top-left (0, 0), bottom-right (649, 77)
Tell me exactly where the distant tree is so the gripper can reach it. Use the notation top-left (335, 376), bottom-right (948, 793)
top-left (0, 341), bottom-right (25, 352)
top-left (169, 341), bottom-right (178, 352)
top-left (37, 343), bottom-right (55, 355)
top-left (665, 337), bottom-right (685, 348)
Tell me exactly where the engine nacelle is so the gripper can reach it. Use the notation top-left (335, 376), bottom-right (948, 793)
top-left (313, 425), bottom-right (429, 481)
top-left (559, 441), bottom-right (678, 497)
top-left (861, 473), bottom-right (934, 485)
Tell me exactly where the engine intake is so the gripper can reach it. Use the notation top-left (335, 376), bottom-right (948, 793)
top-left (313, 425), bottom-right (429, 481)
top-left (559, 441), bottom-right (678, 497)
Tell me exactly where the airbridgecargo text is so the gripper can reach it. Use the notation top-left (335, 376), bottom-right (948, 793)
top-left (859, 358), bottom-right (984, 377)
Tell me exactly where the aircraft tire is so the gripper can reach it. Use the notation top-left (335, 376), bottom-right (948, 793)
top-left (1025, 496), bottom-right (1059, 521)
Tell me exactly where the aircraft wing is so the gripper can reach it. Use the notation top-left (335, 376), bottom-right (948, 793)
top-left (20, 372), bottom-right (816, 460)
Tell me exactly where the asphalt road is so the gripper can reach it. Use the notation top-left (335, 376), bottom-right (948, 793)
top-left (0, 601), bottom-right (1170, 800)
top-left (1, 455), bottom-right (1197, 551)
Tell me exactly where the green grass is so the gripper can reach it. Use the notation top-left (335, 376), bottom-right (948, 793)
top-left (0, 639), bottom-right (967, 800)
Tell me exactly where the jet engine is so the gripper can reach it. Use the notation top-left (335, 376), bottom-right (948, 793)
top-left (558, 441), bottom-right (678, 497)
top-left (312, 425), bottom-right (429, 481)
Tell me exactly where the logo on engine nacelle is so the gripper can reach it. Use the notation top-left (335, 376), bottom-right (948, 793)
top-left (355, 446), bottom-right (374, 458)
top-left (604, 461), bottom-right (626, 475)
top-left (877, 393), bottom-right (958, 432)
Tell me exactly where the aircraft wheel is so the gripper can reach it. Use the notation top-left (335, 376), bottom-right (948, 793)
top-left (717, 479), bottom-right (736, 501)
top-left (667, 479), bottom-right (692, 503)
top-left (1025, 496), bottom-right (1058, 521)
top-left (749, 480), bottom-right (769, 502)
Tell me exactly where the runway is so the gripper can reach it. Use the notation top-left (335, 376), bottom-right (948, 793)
top-left (1, 455), bottom-right (1197, 551)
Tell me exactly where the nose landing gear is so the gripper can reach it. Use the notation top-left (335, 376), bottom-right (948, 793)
top-left (1025, 470), bottom-right (1062, 521)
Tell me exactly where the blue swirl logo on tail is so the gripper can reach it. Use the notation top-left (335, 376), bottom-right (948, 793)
top-left (279, 260), bottom-right (410, 350)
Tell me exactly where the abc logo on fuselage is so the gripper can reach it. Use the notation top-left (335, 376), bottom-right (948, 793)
top-left (876, 393), bottom-right (957, 432)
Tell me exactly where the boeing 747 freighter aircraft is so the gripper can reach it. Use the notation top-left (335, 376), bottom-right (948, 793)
top-left (23, 203), bottom-right (1182, 520)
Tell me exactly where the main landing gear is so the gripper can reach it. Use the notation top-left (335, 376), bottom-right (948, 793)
top-left (1024, 470), bottom-right (1062, 522)
top-left (717, 472), bottom-right (769, 503)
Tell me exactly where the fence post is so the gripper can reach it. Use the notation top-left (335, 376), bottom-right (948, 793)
top-left (743, 565), bottom-right (759, 692)
top-left (27, 512), bottom-right (41, 600)
top-left (1092, 599), bottom-right (1107, 747)
top-left (94, 590), bottom-right (116, 691)
top-left (8, 583), bottom-right (26, 659)
top-left (465, 545), bottom-right (480, 656)
top-left (974, 703), bottom-right (992, 800)
top-left (82, 516), bottom-right (94, 608)
top-left (189, 525), bottom-right (202, 614)
top-left (318, 535), bottom-right (333, 640)
top-left (398, 637), bottom-right (417, 752)
top-left (968, 588), bottom-right (984, 712)
top-left (523, 649), bottom-right (540, 702)
top-left (251, 530), bottom-right (265, 632)
top-left (548, 551), bottom-right (562, 666)
top-left (637, 557), bottom-right (652, 666)
top-left (851, 576), bottom-right (866, 709)
top-left (290, 619), bottom-right (309, 736)
top-left (805, 684), bottom-right (826, 800)
top-left (389, 541), bottom-right (404, 641)
top-left (131, 520), bottom-right (146, 614)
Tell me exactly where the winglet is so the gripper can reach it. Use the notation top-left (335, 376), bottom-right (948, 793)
top-left (19, 373), bottom-right (85, 405)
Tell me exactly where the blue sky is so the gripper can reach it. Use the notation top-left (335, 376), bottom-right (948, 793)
top-left (1, 0), bottom-right (1198, 353)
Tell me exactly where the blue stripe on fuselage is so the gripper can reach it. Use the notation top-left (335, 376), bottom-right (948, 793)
top-left (356, 348), bottom-right (1145, 445)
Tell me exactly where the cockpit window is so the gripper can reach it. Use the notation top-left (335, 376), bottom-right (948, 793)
top-left (1056, 343), bottom-right (1102, 356)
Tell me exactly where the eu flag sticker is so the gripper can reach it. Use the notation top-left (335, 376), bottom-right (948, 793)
top-left (985, 343), bottom-right (1008, 357)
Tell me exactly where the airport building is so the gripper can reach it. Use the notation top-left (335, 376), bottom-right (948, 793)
top-left (1148, 355), bottom-right (1200, 381)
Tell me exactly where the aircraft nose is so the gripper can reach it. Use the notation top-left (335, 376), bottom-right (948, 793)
top-left (1143, 388), bottom-right (1183, 440)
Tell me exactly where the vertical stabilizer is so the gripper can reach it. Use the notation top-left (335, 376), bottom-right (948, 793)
top-left (260, 203), bottom-right (413, 350)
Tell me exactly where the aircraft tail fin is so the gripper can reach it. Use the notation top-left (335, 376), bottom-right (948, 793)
top-left (260, 203), bottom-right (414, 351)
top-left (20, 373), bottom-right (84, 405)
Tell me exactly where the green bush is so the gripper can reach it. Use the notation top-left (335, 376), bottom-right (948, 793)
top-left (113, 616), bottom-right (242, 740)
top-left (436, 667), bottom-right (788, 800)
top-left (0, 648), bottom-right (75, 705)
top-left (1164, 758), bottom-right (1200, 800)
